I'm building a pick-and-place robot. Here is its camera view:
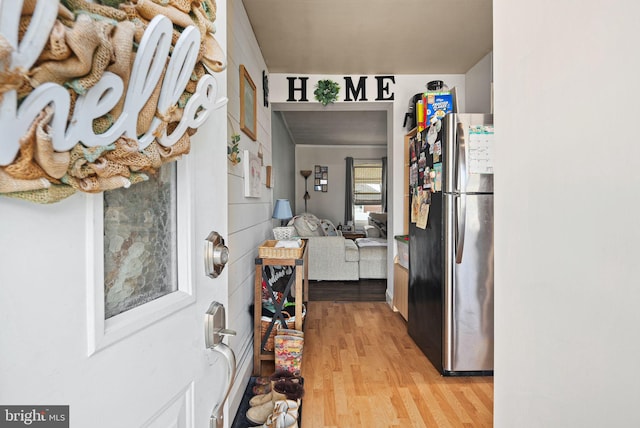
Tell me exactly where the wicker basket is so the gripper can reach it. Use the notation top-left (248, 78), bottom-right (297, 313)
top-left (260, 305), bottom-right (306, 352)
top-left (273, 226), bottom-right (296, 240)
top-left (258, 240), bottom-right (305, 259)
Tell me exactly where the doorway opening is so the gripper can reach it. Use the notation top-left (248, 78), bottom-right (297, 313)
top-left (270, 101), bottom-right (394, 301)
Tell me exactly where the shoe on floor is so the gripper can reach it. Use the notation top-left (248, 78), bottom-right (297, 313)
top-left (262, 400), bottom-right (299, 428)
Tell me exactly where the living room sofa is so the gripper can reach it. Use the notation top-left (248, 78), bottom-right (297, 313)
top-left (355, 237), bottom-right (387, 279)
top-left (305, 236), bottom-right (360, 281)
top-left (357, 212), bottom-right (388, 279)
top-left (287, 213), bottom-right (387, 281)
top-left (287, 214), bottom-right (359, 281)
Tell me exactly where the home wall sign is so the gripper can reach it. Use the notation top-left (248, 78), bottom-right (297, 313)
top-left (0, 0), bottom-right (227, 204)
top-left (286, 75), bottom-right (396, 103)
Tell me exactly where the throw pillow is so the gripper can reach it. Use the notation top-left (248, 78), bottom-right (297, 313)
top-left (320, 219), bottom-right (338, 236)
top-left (368, 212), bottom-right (387, 238)
top-left (364, 225), bottom-right (381, 238)
top-left (290, 214), bottom-right (324, 237)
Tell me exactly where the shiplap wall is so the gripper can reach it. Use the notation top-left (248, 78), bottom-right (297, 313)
top-left (226, 0), bottom-right (273, 418)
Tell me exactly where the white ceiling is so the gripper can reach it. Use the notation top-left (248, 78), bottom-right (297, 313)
top-left (279, 110), bottom-right (388, 146)
top-left (242, 0), bottom-right (493, 145)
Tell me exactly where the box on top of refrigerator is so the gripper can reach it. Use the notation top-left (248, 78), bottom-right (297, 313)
top-left (425, 92), bottom-right (453, 125)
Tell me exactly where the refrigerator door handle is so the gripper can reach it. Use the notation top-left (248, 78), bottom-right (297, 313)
top-left (457, 121), bottom-right (467, 193)
top-left (455, 194), bottom-right (466, 264)
top-left (455, 121), bottom-right (467, 264)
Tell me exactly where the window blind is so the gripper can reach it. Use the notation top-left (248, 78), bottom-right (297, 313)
top-left (353, 161), bottom-right (382, 205)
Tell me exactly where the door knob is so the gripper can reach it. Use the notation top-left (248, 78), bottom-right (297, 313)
top-left (205, 231), bottom-right (229, 278)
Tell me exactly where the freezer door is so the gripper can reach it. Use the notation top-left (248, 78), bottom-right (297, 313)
top-left (408, 192), bottom-right (444, 372)
top-left (443, 113), bottom-right (494, 194)
top-left (443, 193), bottom-right (494, 372)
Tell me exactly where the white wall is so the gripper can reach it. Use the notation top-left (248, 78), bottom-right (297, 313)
top-left (272, 112), bottom-right (296, 208)
top-left (226, 0), bottom-right (274, 419)
top-left (295, 145), bottom-right (387, 223)
top-left (465, 52), bottom-right (493, 113)
top-left (494, 1), bottom-right (640, 427)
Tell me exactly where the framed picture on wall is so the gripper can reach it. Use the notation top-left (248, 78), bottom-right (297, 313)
top-left (240, 65), bottom-right (257, 141)
top-left (244, 150), bottom-right (261, 197)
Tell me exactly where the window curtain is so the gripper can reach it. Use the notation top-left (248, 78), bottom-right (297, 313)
top-left (381, 156), bottom-right (387, 212)
top-left (344, 157), bottom-right (354, 225)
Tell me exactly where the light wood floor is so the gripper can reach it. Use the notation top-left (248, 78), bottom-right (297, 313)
top-left (299, 301), bottom-right (494, 427)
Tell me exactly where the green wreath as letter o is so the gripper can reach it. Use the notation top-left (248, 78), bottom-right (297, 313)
top-left (314, 80), bottom-right (340, 106)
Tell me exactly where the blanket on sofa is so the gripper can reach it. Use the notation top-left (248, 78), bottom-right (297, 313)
top-left (354, 237), bottom-right (387, 247)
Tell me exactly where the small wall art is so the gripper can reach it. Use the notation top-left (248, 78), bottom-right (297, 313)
top-left (244, 150), bottom-right (262, 198)
top-left (265, 165), bottom-right (273, 188)
top-left (314, 165), bottom-right (328, 192)
top-left (240, 65), bottom-right (257, 141)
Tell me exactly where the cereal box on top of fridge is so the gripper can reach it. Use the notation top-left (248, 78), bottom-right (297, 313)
top-left (425, 92), bottom-right (453, 125)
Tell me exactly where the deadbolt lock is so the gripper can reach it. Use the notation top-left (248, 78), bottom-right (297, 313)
top-left (204, 231), bottom-right (229, 278)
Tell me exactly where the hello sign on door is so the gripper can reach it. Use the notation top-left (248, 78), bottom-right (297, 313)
top-left (0, 0), bottom-right (227, 203)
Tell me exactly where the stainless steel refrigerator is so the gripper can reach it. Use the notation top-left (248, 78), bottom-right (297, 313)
top-left (408, 113), bottom-right (494, 376)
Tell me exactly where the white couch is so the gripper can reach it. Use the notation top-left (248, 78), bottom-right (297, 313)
top-left (288, 214), bottom-right (359, 281)
top-left (355, 237), bottom-right (387, 279)
top-left (287, 213), bottom-right (388, 280)
top-left (305, 236), bottom-right (359, 281)
top-left (357, 212), bottom-right (388, 279)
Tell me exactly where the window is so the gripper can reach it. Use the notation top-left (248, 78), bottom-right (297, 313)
top-left (353, 160), bottom-right (383, 225)
top-left (103, 163), bottom-right (178, 319)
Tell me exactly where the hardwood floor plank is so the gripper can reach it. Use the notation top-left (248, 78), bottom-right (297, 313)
top-left (299, 301), bottom-right (493, 427)
top-left (408, 372), bottom-right (448, 428)
top-left (453, 388), bottom-right (492, 426)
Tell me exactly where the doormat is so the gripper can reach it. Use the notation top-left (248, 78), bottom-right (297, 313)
top-left (231, 376), bottom-right (303, 427)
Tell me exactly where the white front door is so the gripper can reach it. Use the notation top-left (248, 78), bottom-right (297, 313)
top-left (0, 1), bottom-right (232, 425)
top-left (0, 9), bottom-right (231, 427)
top-left (0, 121), bottom-right (230, 428)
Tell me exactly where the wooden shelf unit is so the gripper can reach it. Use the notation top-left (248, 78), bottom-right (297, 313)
top-left (253, 243), bottom-right (309, 375)
top-left (393, 128), bottom-right (416, 320)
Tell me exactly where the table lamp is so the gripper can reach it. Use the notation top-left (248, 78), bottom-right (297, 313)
top-left (272, 199), bottom-right (293, 226)
top-left (272, 199), bottom-right (294, 240)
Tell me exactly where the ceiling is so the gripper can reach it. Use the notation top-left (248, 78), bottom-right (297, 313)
top-left (242, 0), bottom-right (493, 145)
top-left (278, 110), bottom-right (388, 146)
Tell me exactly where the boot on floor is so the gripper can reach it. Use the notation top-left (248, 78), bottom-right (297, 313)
top-left (246, 379), bottom-right (304, 425)
top-left (262, 399), bottom-right (299, 428)
top-left (249, 371), bottom-right (301, 407)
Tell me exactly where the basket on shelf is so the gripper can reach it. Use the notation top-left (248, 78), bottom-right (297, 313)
top-left (273, 226), bottom-right (296, 240)
top-left (258, 239), bottom-right (305, 259)
top-left (260, 305), bottom-right (306, 352)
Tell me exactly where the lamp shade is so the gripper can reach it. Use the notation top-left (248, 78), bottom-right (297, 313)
top-left (272, 199), bottom-right (293, 220)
